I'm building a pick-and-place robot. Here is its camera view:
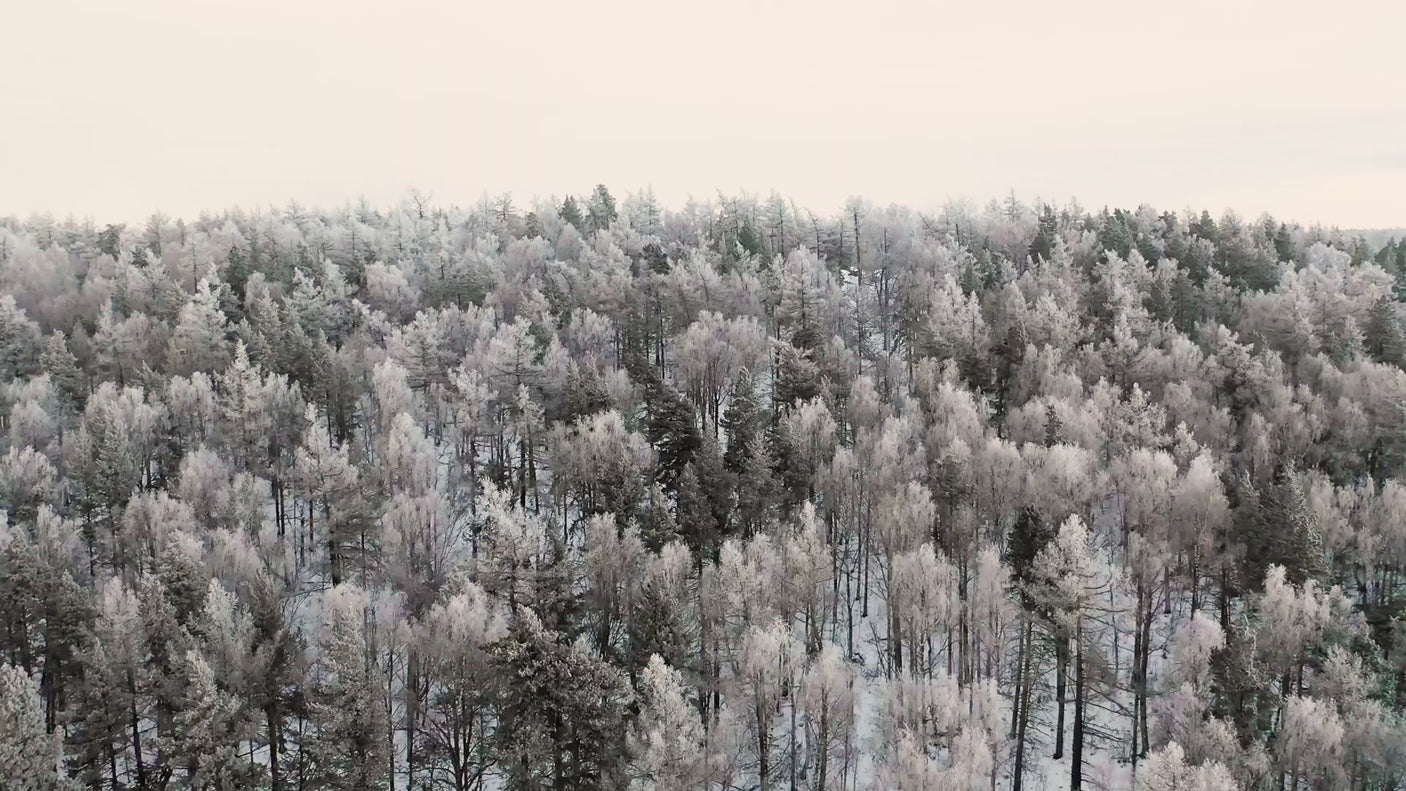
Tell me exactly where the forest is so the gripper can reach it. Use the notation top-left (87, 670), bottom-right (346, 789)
top-left (1, 188), bottom-right (1405, 791)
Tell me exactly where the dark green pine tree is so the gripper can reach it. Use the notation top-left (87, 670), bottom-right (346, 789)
top-left (994, 320), bottom-right (1028, 419)
top-left (532, 535), bottom-right (583, 639)
top-left (40, 331), bottom-right (87, 414)
top-left (559, 196), bottom-right (586, 233)
top-left (772, 342), bottom-right (821, 411)
top-left (139, 575), bottom-right (194, 759)
top-left (694, 434), bottom-right (733, 536)
top-left (1096, 208), bottom-right (1134, 261)
top-left (1007, 506), bottom-right (1055, 599)
top-left (1364, 296), bottom-right (1406, 368)
top-left (1191, 210), bottom-right (1218, 243)
top-left (627, 577), bottom-right (693, 680)
top-left (1027, 205), bottom-right (1059, 265)
top-left (225, 241), bottom-right (253, 307)
top-left (65, 639), bottom-right (131, 790)
top-left (244, 576), bottom-right (304, 791)
top-left (1207, 621), bottom-right (1276, 746)
top-left (675, 463), bottom-right (718, 565)
top-left (1396, 243), bottom-right (1406, 299)
top-left (635, 483), bottom-right (679, 552)
top-left (1272, 221), bottom-right (1296, 263)
top-left (1240, 464), bottom-right (1325, 591)
top-left (586, 184), bottom-right (618, 233)
top-left (305, 599), bottom-right (388, 791)
top-left (733, 436), bottom-right (780, 538)
top-left (491, 609), bottom-right (630, 791)
top-left (1169, 265), bottom-right (1203, 333)
top-left (1043, 402), bottom-right (1063, 448)
top-left (721, 368), bottom-right (765, 477)
top-left (554, 363), bottom-right (612, 426)
top-left (641, 242), bottom-right (670, 274)
top-left (634, 366), bottom-right (701, 492)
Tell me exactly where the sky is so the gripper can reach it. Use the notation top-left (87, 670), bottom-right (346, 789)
top-left (3, 0), bottom-right (1404, 228)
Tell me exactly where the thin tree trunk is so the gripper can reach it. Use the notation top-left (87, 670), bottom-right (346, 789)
top-left (1013, 620), bottom-right (1035, 791)
top-left (1054, 634), bottom-right (1067, 760)
top-left (1072, 624), bottom-right (1085, 791)
top-left (267, 704), bottom-right (282, 791)
top-left (129, 669), bottom-right (145, 790)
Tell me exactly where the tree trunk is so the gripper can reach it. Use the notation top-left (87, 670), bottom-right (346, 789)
top-left (758, 699), bottom-right (771, 791)
top-left (267, 704), bottom-right (282, 791)
top-left (890, 606), bottom-right (902, 677)
top-left (1139, 594), bottom-right (1153, 759)
top-left (406, 653), bottom-right (419, 791)
top-left (1054, 634), bottom-right (1067, 760)
top-left (1131, 581), bottom-right (1146, 764)
top-left (1190, 553), bottom-right (1200, 613)
top-left (1013, 620), bottom-right (1035, 791)
top-left (1071, 624), bottom-right (1085, 791)
top-left (129, 669), bottom-right (146, 790)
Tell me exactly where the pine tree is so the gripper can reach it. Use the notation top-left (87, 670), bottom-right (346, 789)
top-left (41, 331), bottom-right (87, 413)
top-left (587, 185), bottom-right (618, 233)
top-left (733, 438), bottom-right (780, 539)
top-left (628, 573), bottom-right (694, 678)
top-left (294, 405), bottom-right (361, 585)
top-left (772, 342), bottom-right (821, 410)
top-left (559, 196), bottom-right (586, 233)
top-left (306, 588), bottom-right (388, 791)
top-left (167, 278), bottom-right (233, 376)
top-left (0, 294), bottom-right (42, 381)
top-left (1242, 465), bottom-right (1325, 590)
top-left (1364, 296), bottom-right (1405, 367)
top-left (721, 367), bottom-right (765, 477)
top-left (635, 368), bottom-right (701, 492)
top-left (219, 341), bottom-right (273, 472)
top-left (491, 608), bottom-right (631, 791)
top-left (170, 650), bottom-right (260, 790)
top-left (676, 463), bottom-right (719, 564)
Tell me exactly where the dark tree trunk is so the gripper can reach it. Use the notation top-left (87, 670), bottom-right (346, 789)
top-left (1054, 634), bottom-right (1067, 760)
top-left (267, 705), bottom-right (282, 791)
top-left (1013, 620), bottom-right (1035, 791)
top-left (1072, 627), bottom-right (1085, 791)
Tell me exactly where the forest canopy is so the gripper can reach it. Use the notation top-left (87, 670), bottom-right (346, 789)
top-left (1, 189), bottom-right (1405, 791)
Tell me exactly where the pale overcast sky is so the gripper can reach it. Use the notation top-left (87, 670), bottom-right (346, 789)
top-left (3, 0), bottom-right (1403, 228)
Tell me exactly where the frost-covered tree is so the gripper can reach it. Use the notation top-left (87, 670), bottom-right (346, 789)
top-left (169, 649), bottom-right (260, 790)
top-left (418, 582), bottom-right (505, 791)
top-left (629, 654), bottom-right (709, 791)
top-left (1137, 742), bottom-right (1237, 791)
top-left (167, 278), bottom-right (232, 377)
top-left (0, 662), bottom-right (72, 790)
top-left (491, 607), bottom-right (630, 791)
top-left (305, 586), bottom-right (388, 791)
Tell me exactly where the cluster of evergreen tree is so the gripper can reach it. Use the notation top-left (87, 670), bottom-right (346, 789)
top-left (1, 188), bottom-right (1405, 791)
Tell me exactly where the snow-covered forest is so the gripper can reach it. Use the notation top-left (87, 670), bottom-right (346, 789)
top-left (2, 189), bottom-right (1405, 791)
